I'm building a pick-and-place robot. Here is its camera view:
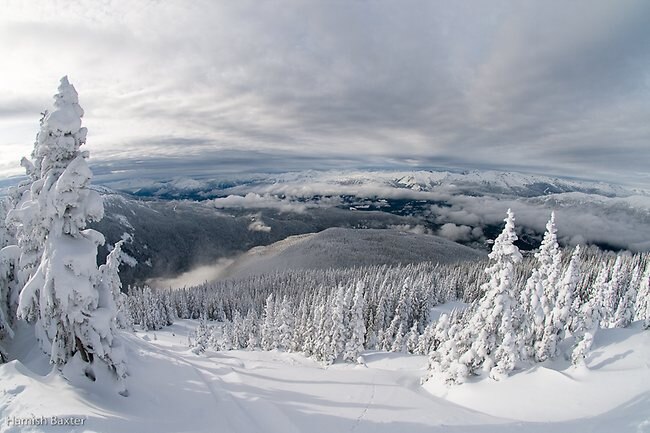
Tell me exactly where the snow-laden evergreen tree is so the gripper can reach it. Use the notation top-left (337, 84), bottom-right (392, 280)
top-left (276, 298), bottom-right (294, 351)
top-left (383, 281), bottom-right (412, 352)
top-left (138, 286), bottom-right (166, 330)
top-left (312, 300), bottom-right (332, 360)
top-left (98, 241), bottom-right (133, 330)
top-left (14, 77), bottom-right (127, 391)
top-left (391, 323), bottom-right (407, 353)
top-left (292, 298), bottom-right (310, 353)
top-left (527, 212), bottom-right (563, 361)
top-left (191, 317), bottom-right (211, 354)
top-left (461, 209), bottom-right (523, 380)
top-left (538, 246), bottom-right (580, 361)
top-left (5, 160), bottom-right (45, 297)
top-left (536, 212), bottom-right (563, 312)
top-left (160, 291), bottom-right (175, 327)
top-left (261, 295), bottom-right (277, 350)
top-left (556, 246), bottom-right (581, 329)
top-left (244, 310), bottom-right (260, 349)
top-left (371, 293), bottom-right (389, 350)
top-left (426, 312), bottom-right (452, 354)
top-left (612, 261), bottom-right (639, 328)
top-left (406, 321), bottom-right (420, 354)
top-left (230, 310), bottom-right (243, 349)
top-left (220, 320), bottom-right (234, 351)
top-left (0, 244), bottom-right (20, 362)
top-left (571, 291), bottom-right (602, 366)
top-left (327, 284), bottom-right (348, 363)
top-left (0, 201), bottom-right (20, 361)
top-left (635, 262), bottom-right (650, 329)
top-left (518, 267), bottom-right (545, 360)
top-left (416, 321), bottom-right (436, 355)
top-left (177, 290), bottom-right (190, 319)
top-left (343, 281), bottom-right (366, 362)
top-left (0, 199), bottom-right (13, 249)
top-left (428, 314), bottom-right (472, 384)
top-left (590, 263), bottom-right (610, 328)
top-left (602, 256), bottom-right (624, 327)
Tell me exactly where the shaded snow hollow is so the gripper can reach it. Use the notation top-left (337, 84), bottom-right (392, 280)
top-left (1, 318), bottom-right (649, 433)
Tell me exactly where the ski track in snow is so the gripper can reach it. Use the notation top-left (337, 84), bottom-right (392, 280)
top-left (351, 373), bottom-right (375, 433)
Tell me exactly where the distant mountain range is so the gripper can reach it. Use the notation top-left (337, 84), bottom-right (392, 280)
top-left (99, 168), bottom-right (641, 201)
top-left (87, 169), bottom-right (649, 287)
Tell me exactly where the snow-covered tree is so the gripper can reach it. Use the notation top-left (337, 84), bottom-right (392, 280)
top-left (461, 209), bottom-right (523, 380)
top-left (415, 321), bottom-right (436, 355)
top-left (635, 262), bottom-right (650, 329)
top-left (343, 281), bottom-right (366, 362)
top-left (406, 321), bottom-right (420, 354)
top-left (0, 201), bottom-right (20, 357)
top-left (423, 312), bottom-right (452, 355)
top-left (312, 300), bottom-right (332, 360)
top-left (612, 261), bottom-right (638, 328)
top-left (536, 212), bottom-right (563, 313)
top-left (261, 295), bottom-right (276, 350)
top-left (244, 310), bottom-right (260, 349)
top-left (518, 267), bottom-right (545, 360)
top-left (391, 323), bottom-right (407, 353)
top-left (602, 256), bottom-right (624, 327)
top-left (538, 246), bottom-right (580, 361)
top-left (428, 316), bottom-right (472, 384)
top-left (328, 284), bottom-right (348, 363)
top-left (14, 77), bottom-right (127, 391)
top-left (191, 317), bottom-right (211, 354)
top-left (99, 241), bottom-right (133, 330)
top-left (0, 244), bottom-right (20, 362)
top-left (571, 291), bottom-right (602, 366)
top-left (276, 298), bottom-right (294, 351)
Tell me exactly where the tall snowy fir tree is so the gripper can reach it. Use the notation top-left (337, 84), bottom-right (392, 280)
top-left (602, 256), bottom-right (625, 327)
top-left (328, 284), bottom-right (348, 363)
top-left (532, 212), bottom-right (563, 362)
top-left (427, 209), bottom-right (523, 383)
top-left (343, 281), bottom-right (366, 362)
top-left (437, 209), bottom-right (523, 382)
top-left (0, 208), bottom-right (20, 361)
top-left (261, 295), bottom-right (277, 350)
top-left (613, 260), bottom-right (639, 328)
top-left (538, 245), bottom-right (580, 360)
top-left (99, 240), bottom-right (133, 330)
top-left (635, 263), bottom-right (650, 329)
top-left (11, 77), bottom-right (127, 393)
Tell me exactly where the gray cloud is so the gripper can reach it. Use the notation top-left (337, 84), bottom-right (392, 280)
top-left (1, 1), bottom-right (649, 186)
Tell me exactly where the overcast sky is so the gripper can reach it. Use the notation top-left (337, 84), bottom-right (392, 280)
top-left (1, 0), bottom-right (649, 186)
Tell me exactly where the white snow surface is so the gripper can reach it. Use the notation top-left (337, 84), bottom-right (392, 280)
top-left (1, 318), bottom-right (649, 432)
top-left (219, 227), bottom-right (486, 280)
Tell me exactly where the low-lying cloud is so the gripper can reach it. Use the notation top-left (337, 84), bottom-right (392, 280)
top-left (195, 170), bottom-right (650, 252)
top-left (147, 257), bottom-right (236, 289)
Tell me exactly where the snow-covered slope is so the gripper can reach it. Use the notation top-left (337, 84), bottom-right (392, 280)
top-left (219, 227), bottom-right (486, 280)
top-left (1, 319), bottom-right (648, 433)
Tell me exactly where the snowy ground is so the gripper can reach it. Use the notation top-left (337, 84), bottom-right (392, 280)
top-left (1, 320), bottom-right (649, 433)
